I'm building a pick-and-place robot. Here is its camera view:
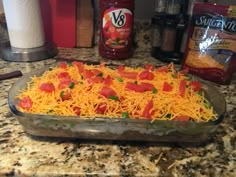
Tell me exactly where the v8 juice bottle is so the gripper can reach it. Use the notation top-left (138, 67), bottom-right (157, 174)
top-left (99, 0), bottom-right (134, 59)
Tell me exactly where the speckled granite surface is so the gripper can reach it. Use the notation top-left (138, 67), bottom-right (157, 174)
top-left (0, 47), bottom-right (235, 177)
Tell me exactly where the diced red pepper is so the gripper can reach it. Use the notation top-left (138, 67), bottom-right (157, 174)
top-left (73, 106), bottom-right (81, 116)
top-left (174, 115), bottom-right (189, 121)
top-left (156, 66), bottom-right (168, 73)
top-left (119, 71), bottom-right (138, 79)
top-left (144, 64), bottom-right (155, 71)
top-left (142, 100), bottom-right (154, 119)
top-left (95, 103), bottom-right (107, 114)
top-left (140, 82), bottom-right (154, 91)
top-left (104, 75), bottom-right (113, 86)
top-left (39, 83), bottom-right (55, 93)
top-left (162, 82), bottom-right (173, 92)
top-left (18, 96), bottom-right (32, 110)
top-left (139, 70), bottom-right (154, 80)
top-left (59, 62), bottom-right (67, 69)
top-left (125, 82), bottom-right (144, 93)
top-left (179, 80), bottom-right (186, 97)
top-left (99, 86), bottom-right (117, 98)
top-left (189, 81), bottom-right (202, 92)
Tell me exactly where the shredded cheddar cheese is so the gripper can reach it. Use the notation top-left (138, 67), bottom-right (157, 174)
top-left (185, 51), bottom-right (224, 69)
top-left (16, 62), bottom-right (217, 122)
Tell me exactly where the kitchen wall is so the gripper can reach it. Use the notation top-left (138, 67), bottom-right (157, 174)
top-left (0, 0), bottom-right (235, 20)
top-left (134, 0), bottom-right (236, 20)
top-left (0, 0), bottom-right (3, 14)
top-left (95, 0), bottom-right (236, 21)
top-left (93, 0), bottom-right (156, 24)
top-left (93, 0), bottom-right (236, 37)
top-left (0, 0), bottom-right (235, 21)
top-left (134, 0), bottom-right (156, 19)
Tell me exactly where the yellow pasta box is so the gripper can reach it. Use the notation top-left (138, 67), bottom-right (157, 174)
top-left (182, 3), bottom-right (236, 84)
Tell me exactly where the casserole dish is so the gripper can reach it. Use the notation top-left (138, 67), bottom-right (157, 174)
top-left (8, 64), bottom-right (226, 143)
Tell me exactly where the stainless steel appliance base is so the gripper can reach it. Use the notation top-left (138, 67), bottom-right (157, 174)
top-left (0, 42), bottom-right (58, 62)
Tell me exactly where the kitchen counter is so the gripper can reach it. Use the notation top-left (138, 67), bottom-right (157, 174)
top-left (0, 47), bottom-right (235, 177)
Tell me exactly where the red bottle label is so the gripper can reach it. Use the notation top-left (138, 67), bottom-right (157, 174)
top-left (102, 8), bottom-right (132, 49)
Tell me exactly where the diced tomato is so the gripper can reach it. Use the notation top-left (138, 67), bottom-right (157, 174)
top-left (140, 82), bottom-right (154, 91)
top-left (117, 65), bottom-right (125, 72)
top-left (125, 82), bottom-right (144, 93)
top-left (58, 80), bottom-right (72, 90)
top-left (144, 64), bottom-right (155, 71)
top-left (119, 71), bottom-right (138, 79)
top-left (73, 106), bottom-right (81, 116)
top-left (142, 100), bottom-right (154, 119)
top-left (83, 69), bottom-right (94, 79)
top-left (99, 86), bottom-right (117, 98)
top-left (88, 76), bottom-right (104, 84)
top-left (139, 70), bottom-right (154, 80)
top-left (156, 66), bottom-right (168, 73)
top-left (72, 61), bottom-right (83, 67)
top-left (60, 90), bottom-right (72, 101)
top-left (95, 103), bottom-right (107, 114)
top-left (72, 61), bottom-right (84, 73)
top-left (104, 75), bottom-right (113, 86)
top-left (18, 96), bottom-right (32, 110)
top-left (162, 82), bottom-right (173, 92)
top-left (189, 81), bottom-right (202, 92)
top-left (91, 69), bottom-right (102, 76)
top-left (57, 72), bottom-right (71, 80)
top-left (139, 70), bottom-right (148, 79)
top-left (95, 77), bottom-right (104, 83)
top-left (118, 65), bottom-right (125, 72)
top-left (39, 83), bottom-right (55, 93)
top-left (59, 62), bottom-right (67, 69)
top-left (179, 80), bottom-right (186, 97)
top-left (174, 115), bottom-right (189, 121)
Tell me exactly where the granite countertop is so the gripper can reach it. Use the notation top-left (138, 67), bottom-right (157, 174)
top-left (0, 47), bottom-right (235, 177)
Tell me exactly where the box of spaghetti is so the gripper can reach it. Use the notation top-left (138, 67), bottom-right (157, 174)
top-left (181, 3), bottom-right (236, 84)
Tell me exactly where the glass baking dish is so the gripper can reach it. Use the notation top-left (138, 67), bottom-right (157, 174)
top-left (8, 66), bottom-right (226, 144)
